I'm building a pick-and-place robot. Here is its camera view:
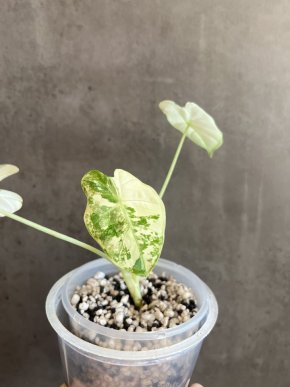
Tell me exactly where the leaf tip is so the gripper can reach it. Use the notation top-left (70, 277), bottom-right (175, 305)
top-left (0, 164), bottom-right (20, 182)
top-left (159, 100), bottom-right (174, 112)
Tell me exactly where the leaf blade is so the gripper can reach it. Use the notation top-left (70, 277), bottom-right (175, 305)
top-left (159, 100), bottom-right (223, 157)
top-left (0, 190), bottom-right (23, 217)
top-left (82, 169), bottom-right (165, 276)
top-left (0, 164), bottom-right (19, 182)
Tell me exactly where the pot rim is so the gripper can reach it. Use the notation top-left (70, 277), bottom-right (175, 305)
top-left (61, 258), bottom-right (210, 341)
top-left (46, 259), bottom-right (218, 361)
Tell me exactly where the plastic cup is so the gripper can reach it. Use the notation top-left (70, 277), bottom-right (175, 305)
top-left (46, 259), bottom-right (218, 387)
top-left (61, 258), bottom-right (211, 350)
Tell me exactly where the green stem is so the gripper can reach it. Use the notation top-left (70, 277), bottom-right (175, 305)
top-left (159, 124), bottom-right (190, 199)
top-left (0, 208), bottom-right (144, 307)
top-left (0, 123), bottom-right (192, 307)
top-left (0, 209), bottom-right (107, 259)
top-left (121, 270), bottom-right (142, 308)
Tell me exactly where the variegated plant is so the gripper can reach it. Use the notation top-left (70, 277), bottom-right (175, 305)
top-left (0, 100), bottom-right (223, 307)
top-left (81, 169), bottom-right (166, 305)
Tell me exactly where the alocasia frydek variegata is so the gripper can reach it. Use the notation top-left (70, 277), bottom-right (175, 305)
top-left (0, 100), bottom-right (223, 307)
top-left (81, 169), bottom-right (166, 306)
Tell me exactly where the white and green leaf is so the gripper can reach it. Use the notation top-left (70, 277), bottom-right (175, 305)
top-left (159, 100), bottom-right (223, 157)
top-left (81, 169), bottom-right (166, 276)
top-left (0, 164), bottom-right (23, 217)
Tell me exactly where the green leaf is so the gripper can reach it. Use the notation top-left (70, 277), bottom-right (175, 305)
top-left (81, 169), bottom-right (166, 276)
top-left (0, 164), bottom-right (23, 217)
top-left (159, 100), bottom-right (223, 157)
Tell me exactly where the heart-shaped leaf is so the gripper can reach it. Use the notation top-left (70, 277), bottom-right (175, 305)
top-left (159, 100), bottom-right (223, 157)
top-left (81, 169), bottom-right (166, 276)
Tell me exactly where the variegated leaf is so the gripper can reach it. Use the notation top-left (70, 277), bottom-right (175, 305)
top-left (159, 100), bottom-right (223, 157)
top-left (81, 169), bottom-right (166, 276)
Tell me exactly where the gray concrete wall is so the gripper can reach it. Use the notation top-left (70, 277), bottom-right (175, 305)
top-left (0, 1), bottom-right (289, 386)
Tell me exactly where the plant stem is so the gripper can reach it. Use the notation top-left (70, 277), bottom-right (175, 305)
top-left (121, 270), bottom-right (142, 308)
top-left (159, 124), bottom-right (190, 199)
top-left (0, 208), bottom-right (144, 306)
top-left (0, 209), bottom-right (107, 259)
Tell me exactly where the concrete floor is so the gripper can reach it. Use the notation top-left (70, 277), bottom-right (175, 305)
top-left (0, 1), bottom-right (290, 386)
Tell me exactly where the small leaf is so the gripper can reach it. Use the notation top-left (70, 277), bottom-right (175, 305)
top-left (0, 190), bottom-right (23, 217)
top-left (159, 100), bottom-right (223, 157)
top-left (82, 169), bottom-right (166, 276)
top-left (0, 164), bottom-right (19, 182)
top-left (0, 164), bottom-right (22, 217)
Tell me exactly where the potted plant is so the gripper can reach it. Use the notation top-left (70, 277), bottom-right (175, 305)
top-left (0, 100), bottom-right (223, 387)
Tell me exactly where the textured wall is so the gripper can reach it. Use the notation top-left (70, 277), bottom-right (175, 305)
top-left (0, 1), bottom-right (290, 386)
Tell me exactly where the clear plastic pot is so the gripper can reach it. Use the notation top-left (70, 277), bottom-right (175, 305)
top-left (46, 259), bottom-right (218, 387)
top-left (62, 258), bottom-right (210, 350)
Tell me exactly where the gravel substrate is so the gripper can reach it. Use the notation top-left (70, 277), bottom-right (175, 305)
top-left (71, 271), bottom-right (198, 333)
top-left (64, 271), bottom-right (201, 386)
